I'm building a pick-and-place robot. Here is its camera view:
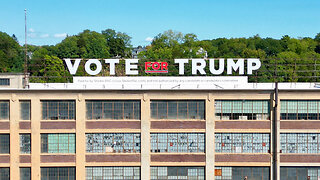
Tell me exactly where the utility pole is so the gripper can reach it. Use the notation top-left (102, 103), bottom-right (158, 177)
top-left (24, 9), bottom-right (28, 88)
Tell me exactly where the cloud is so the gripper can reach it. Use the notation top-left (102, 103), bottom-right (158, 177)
top-left (29, 28), bottom-right (35, 33)
top-left (54, 33), bottom-right (67, 38)
top-left (27, 33), bottom-right (36, 38)
top-left (40, 34), bottom-right (49, 38)
top-left (145, 37), bottom-right (153, 42)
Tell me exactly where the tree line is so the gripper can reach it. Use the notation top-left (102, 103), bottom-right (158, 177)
top-left (0, 29), bottom-right (320, 82)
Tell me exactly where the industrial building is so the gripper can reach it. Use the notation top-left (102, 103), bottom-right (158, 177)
top-left (0, 74), bottom-right (320, 179)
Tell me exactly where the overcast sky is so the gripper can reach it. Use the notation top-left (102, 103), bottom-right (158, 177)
top-left (1, 0), bottom-right (319, 46)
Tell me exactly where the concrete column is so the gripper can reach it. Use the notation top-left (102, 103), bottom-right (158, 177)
top-left (141, 94), bottom-right (150, 180)
top-left (10, 94), bottom-right (19, 179)
top-left (206, 94), bottom-right (215, 180)
top-left (31, 98), bottom-right (41, 180)
top-left (76, 94), bottom-right (86, 179)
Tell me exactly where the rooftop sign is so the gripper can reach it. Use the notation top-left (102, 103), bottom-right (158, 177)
top-left (64, 58), bottom-right (261, 76)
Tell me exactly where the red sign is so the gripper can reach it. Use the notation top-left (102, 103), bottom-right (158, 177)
top-left (145, 62), bottom-right (168, 73)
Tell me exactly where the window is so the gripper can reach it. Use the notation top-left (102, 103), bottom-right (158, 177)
top-left (20, 101), bottom-right (30, 120)
top-left (281, 167), bottom-right (320, 180)
top-left (215, 133), bottom-right (270, 153)
top-left (215, 167), bottom-right (269, 180)
top-left (281, 100), bottom-right (320, 120)
top-left (0, 134), bottom-right (9, 154)
top-left (0, 101), bottom-right (9, 120)
top-left (0, 79), bottom-right (9, 86)
top-left (86, 100), bottom-right (140, 120)
top-left (41, 100), bottom-right (75, 120)
top-left (86, 167), bottom-right (140, 180)
top-left (215, 100), bottom-right (270, 120)
top-left (0, 168), bottom-right (9, 180)
top-left (151, 100), bottom-right (205, 120)
top-left (86, 133), bottom-right (140, 153)
top-left (280, 133), bottom-right (320, 153)
top-left (41, 167), bottom-right (75, 180)
top-left (20, 167), bottom-right (31, 180)
top-left (151, 133), bottom-right (205, 153)
top-left (151, 167), bottom-right (204, 180)
top-left (41, 134), bottom-right (75, 153)
top-left (20, 134), bottom-right (31, 154)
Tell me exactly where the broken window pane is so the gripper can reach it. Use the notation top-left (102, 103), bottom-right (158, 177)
top-left (151, 133), bottom-right (205, 153)
top-left (86, 133), bottom-right (141, 153)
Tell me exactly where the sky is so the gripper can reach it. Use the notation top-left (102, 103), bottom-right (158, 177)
top-left (0, 0), bottom-right (319, 47)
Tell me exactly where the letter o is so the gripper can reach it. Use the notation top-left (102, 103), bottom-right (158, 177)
top-left (85, 59), bottom-right (102, 75)
top-left (152, 62), bottom-right (160, 70)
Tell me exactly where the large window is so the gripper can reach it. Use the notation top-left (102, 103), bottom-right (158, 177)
top-left (215, 100), bottom-right (270, 120)
top-left (41, 100), bottom-right (75, 120)
top-left (151, 133), bottom-right (205, 153)
top-left (0, 134), bottom-right (9, 154)
top-left (86, 167), bottom-right (140, 180)
top-left (20, 167), bottom-right (31, 180)
top-left (215, 167), bottom-right (269, 180)
top-left (0, 79), bottom-right (9, 86)
top-left (41, 134), bottom-right (75, 153)
top-left (0, 101), bottom-right (9, 120)
top-left (20, 134), bottom-right (31, 154)
top-left (86, 133), bottom-right (140, 153)
top-left (281, 167), bottom-right (320, 180)
top-left (151, 167), bottom-right (204, 180)
top-left (86, 100), bottom-right (140, 120)
top-left (151, 100), bottom-right (205, 120)
top-left (281, 100), bottom-right (320, 120)
top-left (20, 101), bottom-right (30, 120)
top-left (41, 167), bottom-right (75, 180)
top-left (281, 133), bottom-right (320, 153)
top-left (0, 168), bottom-right (9, 180)
top-left (215, 133), bottom-right (270, 153)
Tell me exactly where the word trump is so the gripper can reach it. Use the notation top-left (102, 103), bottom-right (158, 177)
top-left (64, 58), bottom-right (261, 75)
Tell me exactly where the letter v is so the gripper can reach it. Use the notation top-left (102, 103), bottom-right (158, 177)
top-left (64, 58), bottom-right (81, 75)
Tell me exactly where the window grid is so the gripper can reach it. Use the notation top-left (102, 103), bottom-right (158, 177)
top-left (86, 100), bottom-right (140, 120)
top-left (0, 134), bottom-right (9, 154)
top-left (150, 166), bottom-right (205, 180)
top-left (41, 134), bottom-right (75, 153)
top-left (20, 101), bottom-right (31, 120)
top-left (86, 167), bottom-right (140, 180)
top-left (20, 134), bottom-right (31, 154)
top-left (151, 133), bottom-right (205, 153)
top-left (280, 133), bottom-right (320, 153)
top-left (215, 167), bottom-right (269, 180)
top-left (0, 101), bottom-right (9, 120)
top-left (0, 167), bottom-right (9, 180)
top-left (215, 133), bottom-right (270, 153)
top-left (41, 100), bottom-right (75, 120)
top-left (150, 100), bottom-right (205, 120)
top-left (0, 79), bottom-right (9, 86)
top-left (281, 167), bottom-right (320, 180)
top-left (86, 133), bottom-right (141, 153)
top-left (41, 167), bottom-right (75, 180)
top-left (281, 100), bottom-right (320, 120)
top-left (20, 167), bottom-right (31, 180)
top-left (215, 100), bottom-right (270, 120)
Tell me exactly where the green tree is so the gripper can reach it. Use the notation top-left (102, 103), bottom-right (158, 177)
top-left (0, 31), bottom-right (23, 72)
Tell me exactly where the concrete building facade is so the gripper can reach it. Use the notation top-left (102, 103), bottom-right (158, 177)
top-left (0, 76), bottom-right (320, 179)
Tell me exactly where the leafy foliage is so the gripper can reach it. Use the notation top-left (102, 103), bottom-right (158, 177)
top-left (1, 29), bottom-right (320, 82)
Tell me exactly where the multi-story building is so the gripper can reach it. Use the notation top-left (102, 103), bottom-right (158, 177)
top-left (0, 75), bottom-right (320, 180)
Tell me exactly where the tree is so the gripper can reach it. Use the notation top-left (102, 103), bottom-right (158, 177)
top-left (77, 30), bottom-right (110, 58)
top-left (102, 29), bottom-right (132, 58)
top-left (0, 31), bottom-right (23, 72)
